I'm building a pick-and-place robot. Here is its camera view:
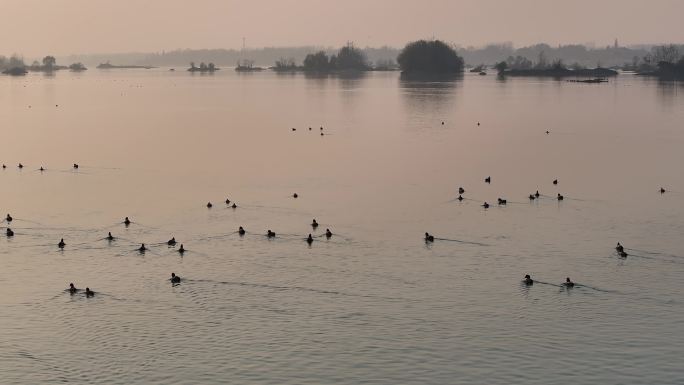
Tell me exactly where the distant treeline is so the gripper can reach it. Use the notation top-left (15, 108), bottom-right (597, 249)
top-left (55, 43), bottom-right (674, 69)
top-left (59, 46), bottom-right (399, 69)
top-left (6, 42), bottom-right (684, 78)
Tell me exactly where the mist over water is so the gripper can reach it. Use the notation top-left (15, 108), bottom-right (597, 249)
top-left (1, 70), bottom-right (684, 384)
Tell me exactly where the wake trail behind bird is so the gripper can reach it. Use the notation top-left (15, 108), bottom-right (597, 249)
top-left (433, 237), bottom-right (490, 246)
top-left (186, 278), bottom-right (401, 300)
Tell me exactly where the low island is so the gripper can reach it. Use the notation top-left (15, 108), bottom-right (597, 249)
top-left (187, 62), bottom-right (218, 72)
top-left (494, 55), bottom-right (617, 79)
top-left (2, 55), bottom-right (87, 75)
top-left (97, 62), bottom-right (155, 69)
top-left (271, 43), bottom-right (371, 73)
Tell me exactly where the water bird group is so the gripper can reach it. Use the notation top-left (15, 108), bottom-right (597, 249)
top-left (67, 283), bottom-right (94, 296)
top-left (523, 275), bottom-right (576, 288)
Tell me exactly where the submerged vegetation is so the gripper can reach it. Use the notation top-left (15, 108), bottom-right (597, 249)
top-left (271, 43), bottom-right (371, 73)
top-left (302, 43), bottom-right (370, 72)
top-left (1, 54), bottom-right (87, 75)
top-left (0, 54), bottom-right (28, 75)
top-left (495, 51), bottom-right (617, 78)
top-left (235, 59), bottom-right (263, 72)
top-left (69, 62), bottom-right (87, 71)
top-left (397, 40), bottom-right (464, 74)
top-left (634, 45), bottom-right (684, 79)
top-left (188, 62), bottom-right (218, 72)
top-left (273, 57), bottom-right (298, 72)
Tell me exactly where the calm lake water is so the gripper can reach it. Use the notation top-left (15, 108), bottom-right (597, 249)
top-left (1, 69), bottom-right (683, 384)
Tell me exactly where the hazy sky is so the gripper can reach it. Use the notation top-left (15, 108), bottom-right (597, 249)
top-left (2, 0), bottom-right (684, 56)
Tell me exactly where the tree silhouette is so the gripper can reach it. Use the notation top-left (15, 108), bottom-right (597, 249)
top-left (42, 56), bottom-right (56, 70)
top-left (397, 40), bottom-right (464, 73)
top-left (336, 43), bottom-right (368, 70)
top-left (303, 51), bottom-right (330, 71)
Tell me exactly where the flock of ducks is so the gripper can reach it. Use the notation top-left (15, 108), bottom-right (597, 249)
top-left (1, 159), bottom-right (672, 295)
top-left (3, 178), bottom-right (337, 295)
top-left (291, 126), bottom-right (326, 136)
top-left (424, 173), bottom-right (668, 288)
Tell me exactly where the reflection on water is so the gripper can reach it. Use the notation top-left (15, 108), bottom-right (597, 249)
top-left (399, 73), bottom-right (462, 122)
top-left (656, 78), bottom-right (684, 108)
top-left (1, 70), bottom-right (684, 385)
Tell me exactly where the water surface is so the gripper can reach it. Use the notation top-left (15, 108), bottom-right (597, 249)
top-left (1, 70), bottom-right (683, 384)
